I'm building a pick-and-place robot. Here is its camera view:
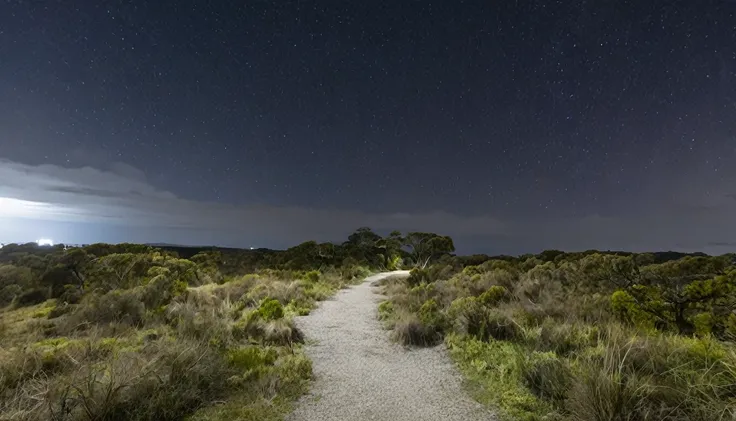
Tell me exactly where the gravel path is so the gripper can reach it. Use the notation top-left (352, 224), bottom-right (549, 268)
top-left (286, 271), bottom-right (494, 421)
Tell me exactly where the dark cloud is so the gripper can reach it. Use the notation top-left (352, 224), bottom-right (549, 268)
top-left (44, 186), bottom-right (122, 198)
top-left (708, 242), bottom-right (736, 247)
top-left (1, 159), bottom-right (734, 255)
top-left (0, 159), bottom-right (508, 248)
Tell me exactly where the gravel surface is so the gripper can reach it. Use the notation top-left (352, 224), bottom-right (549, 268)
top-left (286, 271), bottom-right (495, 421)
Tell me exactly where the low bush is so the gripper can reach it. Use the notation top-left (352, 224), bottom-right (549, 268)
top-left (478, 285), bottom-right (511, 306)
top-left (378, 300), bottom-right (394, 319)
top-left (15, 288), bottom-right (47, 307)
top-left (258, 298), bottom-right (285, 321)
top-left (79, 290), bottom-right (146, 327)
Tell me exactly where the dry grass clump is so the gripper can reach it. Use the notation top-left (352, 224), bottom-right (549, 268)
top-left (393, 313), bottom-right (442, 346)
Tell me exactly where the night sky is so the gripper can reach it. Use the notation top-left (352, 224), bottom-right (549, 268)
top-left (1, 1), bottom-right (735, 254)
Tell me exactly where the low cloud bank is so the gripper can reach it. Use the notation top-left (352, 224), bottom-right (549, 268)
top-left (0, 159), bottom-right (734, 254)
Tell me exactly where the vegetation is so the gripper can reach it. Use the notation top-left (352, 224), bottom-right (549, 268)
top-left (4, 230), bottom-right (734, 421)
top-left (378, 250), bottom-right (736, 420)
top-left (0, 228), bottom-right (458, 420)
top-left (0, 228), bottom-right (413, 421)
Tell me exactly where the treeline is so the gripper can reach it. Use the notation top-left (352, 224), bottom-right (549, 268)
top-left (0, 228), bottom-right (455, 307)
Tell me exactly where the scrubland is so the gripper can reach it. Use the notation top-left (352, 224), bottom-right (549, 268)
top-left (378, 252), bottom-right (736, 420)
top-left (0, 242), bottom-right (369, 421)
top-left (2, 230), bottom-right (734, 421)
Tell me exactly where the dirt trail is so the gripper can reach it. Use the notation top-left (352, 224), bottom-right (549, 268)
top-left (286, 271), bottom-right (494, 421)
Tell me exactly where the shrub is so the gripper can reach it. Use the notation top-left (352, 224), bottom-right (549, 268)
top-left (15, 288), bottom-right (47, 307)
top-left (406, 268), bottom-right (430, 287)
top-left (476, 309), bottom-right (522, 341)
top-left (166, 300), bottom-right (232, 342)
top-left (418, 298), bottom-right (446, 333)
top-left (275, 351), bottom-right (313, 394)
top-left (76, 290), bottom-right (146, 328)
top-left (59, 284), bottom-right (83, 304)
top-left (0, 284), bottom-right (23, 307)
top-left (476, 269), bottom-right (518, 294)
top-left (246, 280), bottom-right (301, 306)
top-left (227, 345), bottom-right (278, 378)
top-left (692, 312), bottom-right (715, 336)
top-left (478, 285), bottom-right (511, 306)
top-left (340, 265), bottom-right (370, 281)
top-left (378, 300), bottom-right (395, 321)
top-left (303, 270), bottom-right (320, 284)
top-left (138, 270), bottom-right (187, 308)
top-left (448, 297), bottom-right (522, 341)
top-left (610, 289), bottom-right (656, 328)
top-left (258, 298), bottom-right (284, 321)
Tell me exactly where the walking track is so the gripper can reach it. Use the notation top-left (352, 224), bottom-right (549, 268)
top-left (286, 271), bottom-right (494, 421)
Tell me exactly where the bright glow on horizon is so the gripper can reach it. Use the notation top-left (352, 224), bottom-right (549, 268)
top-left (0, 197), bottom-right (57, 217)
top-left (36, 238), bottom-right (54, 246)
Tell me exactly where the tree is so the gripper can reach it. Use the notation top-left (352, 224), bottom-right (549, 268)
top-left (403, 232), bottom-right (455, 268)
top-left (58, 248), bottom-right (92, 286)
top-left (86, 253), bottom-right (147, 291)
top-left (377, 230), bottom-right (405, 270)
top-left (614, 257), bottom-right (736, 335)
top-left (343, 227), bottom-right (383, 267)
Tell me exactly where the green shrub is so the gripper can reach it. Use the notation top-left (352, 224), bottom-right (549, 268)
top-left (407, 268), bottom-right (430, 287)
top-left (258, 298), bottom-right (284, 321)
top-left (139, 270), bottom-right (187, 308)
top-left (303, 270), bottom-right (320, 284)
top-left (478, 285), bottom-right (511, 306)
top-left (275, 351), bottom-right (313, 392)
top-left (378, 300), bottom-right (395, 321)
top-left (610, 289), bottom-right (656, 328)
top-left (418, 298), bottom-right (447, 333)
top-left (692, 312), bottom-right (715, 336)
top-left (228, 346), bottom-right (277, 373)
top-left (446, 334), bottom-right (554, 420)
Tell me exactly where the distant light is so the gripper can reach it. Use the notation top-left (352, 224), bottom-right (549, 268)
top-left (250, 247), bottom-right (255, 250)
top-left (36, 239), bottom-right (54, 246)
